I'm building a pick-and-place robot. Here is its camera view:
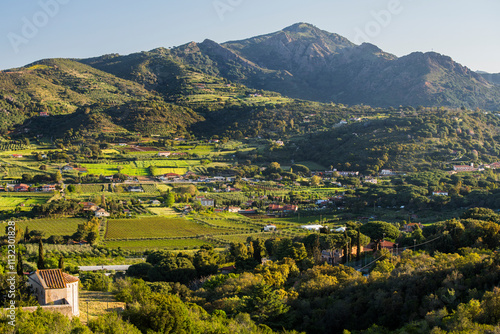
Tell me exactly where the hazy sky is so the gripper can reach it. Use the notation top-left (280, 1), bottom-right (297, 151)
top-left (1, 0), bottom-right (499, 72)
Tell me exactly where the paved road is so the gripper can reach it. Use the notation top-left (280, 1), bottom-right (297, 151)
top-left (79, 265), bottom-right (131, 272)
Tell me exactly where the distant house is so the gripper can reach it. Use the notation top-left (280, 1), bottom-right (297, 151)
top-left (263, 224), bottom-right (277, 232)
top-left (402, 223), bottom-right (424, 233)
top-left (14, 184), bottom-right (30, 192)
top-left (364, 240), bottom-right (395, 252)
top-left (94, 208), bottom-right (110, 217)
top-left (432, 191), bottom-right (449, 196)
top-left (62, 165), bottom-right (73, 171)
top-left (150, 200), bottom-right (161, 205)
top-left (80, 202), bottom-right (98, 212)
top-left (453, 164), bottom-right (475, 172)
top-left (283, 204), bottom-right (298, 213)
top-left (380, 169), bottom-right (394, 176)
top-left (42, 184), bottom-right (56, 192)
top-left (301, 225), bottom-right (323, 231)
top-left (198, 197), bottom-right (215, 207)
top-left (39, 112), bottom-right (49, 117)
top-left (12, 154), bottom-right (23, 158)
top-left (126, 186), bottom-right (144, 193)
top-left (227, 206), bottom-right (241, 213)
top-left (28, 269), bottom-right (79, 317)
top-left (158, 152), bottom-right (171, 157)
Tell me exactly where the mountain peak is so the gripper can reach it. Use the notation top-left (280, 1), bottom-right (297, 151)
top-left (282, 22), bottom-right (318, 33)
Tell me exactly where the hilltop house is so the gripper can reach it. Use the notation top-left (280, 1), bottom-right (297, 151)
top-left (27, 269), bottom-right (79, 317)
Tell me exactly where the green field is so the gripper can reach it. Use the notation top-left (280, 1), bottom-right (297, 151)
top-left (0, 195), bottom-right (50, 211)
top-left (0, 218), bottom-right (86, 237)
top-left (105, 217), bottom-right (234, 239)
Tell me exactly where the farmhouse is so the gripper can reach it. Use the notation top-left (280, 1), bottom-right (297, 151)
top-left (42, 184), bottom-right (56, 192)
top-left (39, 111), bottom-right (49, 117)
top-left (158, 152), bottom-right (171, 157)
top-left (126, 186), bottom-right (144, 193)
top-left (453, 164), bottom-right (476, 172)
top-left (80, 202), bottom-right (98, 212)
top-left (27, 269), bottom-right (79, 317)
top-left (12, 154), bottom-right (23, 158)
top-left (226, 206), bottom-right (241, 213)
top-left (14, 184), bottom-right (30, 192)
top-left (62, 165), bottom-right (74, 171)
top-left (301, 225), bottom-right (323, 231)
top-left (197, 197), bottom-right (215, 207)
top-left (94, 208), bottom-right (110, 217)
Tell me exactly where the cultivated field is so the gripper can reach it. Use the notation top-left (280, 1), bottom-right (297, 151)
top-left (105, 217), bottom-right (234, 239)
top-left (0, 218), bottom-right (86, 237)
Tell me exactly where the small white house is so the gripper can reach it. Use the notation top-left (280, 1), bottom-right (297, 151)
top-left (263, 224), bottom-right (277, 232)
top-left (301, 225), bottom-right (324, 231)
top-left (28, 269), bottom-right (79, 316)
top-left (95, 208), bottom-right (110, 217)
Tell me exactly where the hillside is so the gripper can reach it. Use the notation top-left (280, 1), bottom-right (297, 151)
top-left (288, 108), bottom-right (500, 173)
top-left (0, 59), bottom-right (201, 137)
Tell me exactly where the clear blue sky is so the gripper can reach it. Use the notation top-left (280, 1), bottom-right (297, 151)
top-left (1, 0), bottom-right (499, 72)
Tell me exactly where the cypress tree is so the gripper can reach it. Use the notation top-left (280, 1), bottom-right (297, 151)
top-left (17, 250), bottom-right (24, 275)
top-left (58, 256), bottom-right (64, 269)
top-left (37, 239), bottom-right (45, 269)
top-left (24, 226), bottom-right (30, 243)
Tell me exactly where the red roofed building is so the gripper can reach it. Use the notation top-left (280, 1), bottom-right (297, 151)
top-left (14, 184), bottom-right (30, 192)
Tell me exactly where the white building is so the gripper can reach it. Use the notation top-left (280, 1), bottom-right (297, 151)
top-left (95, 208), bottom-right (110, 217)
top-left (301, 225), bottom-right (324, 231)
top-left (263, 224), bottom-right (277, 232)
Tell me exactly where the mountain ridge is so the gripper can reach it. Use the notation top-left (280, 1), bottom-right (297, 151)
top-left (77, 22), bottom-right (500, 110)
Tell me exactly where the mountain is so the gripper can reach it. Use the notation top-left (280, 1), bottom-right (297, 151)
top-left (79, 23), bottom-right (500, 110)
top-left (479, 71), bottom-right (500, 86)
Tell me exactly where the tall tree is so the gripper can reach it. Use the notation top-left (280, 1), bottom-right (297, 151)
top-left (58, 256), bottom-right (64, 270)
top-left (24, 226), bottom-right (30, 243)
top-left (17, 250), bottom-right (24, 275)
top-left (37, 239), bottom-right (45, 269)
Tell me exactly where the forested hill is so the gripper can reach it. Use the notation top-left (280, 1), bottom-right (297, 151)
top-left (80, 23), bottom-right (500, 110)
top-left (285, 108), bottom-right (500, 173)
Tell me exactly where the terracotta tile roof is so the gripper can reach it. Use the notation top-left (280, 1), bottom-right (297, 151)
top-left (63, 272), bottom-right (79, 284)
top-left (34, 269), bottom-right (79, 289)
top-left (38, 269), bottom-right (66, 289)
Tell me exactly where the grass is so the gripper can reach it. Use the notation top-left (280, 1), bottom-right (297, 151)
top-left (0, 218), bottom-right (86, 237)
top-left (79, 291), bottom-right (125, 324)
top-left (148, 207), bottom-right (178, 216)
top-left (105, 217), bottom-right (234, 239)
